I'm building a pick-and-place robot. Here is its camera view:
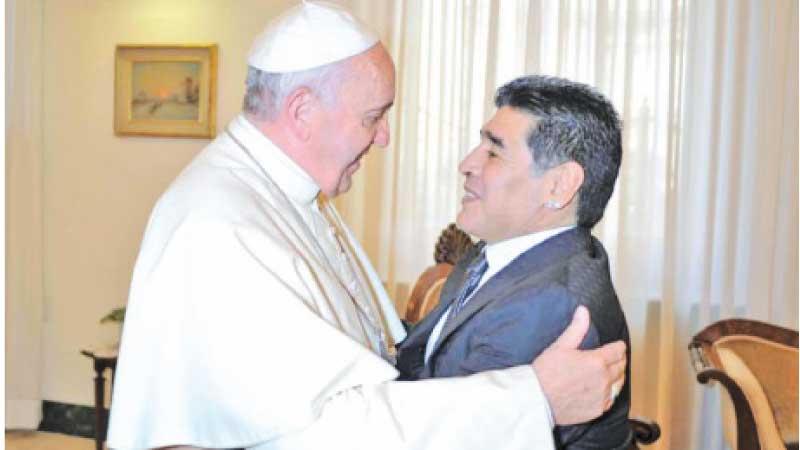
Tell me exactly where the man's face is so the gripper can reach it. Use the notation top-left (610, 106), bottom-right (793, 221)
top-left (456, 106), bottom-right (550, 243)
top-left (314, 45), bottom-right (395, 197)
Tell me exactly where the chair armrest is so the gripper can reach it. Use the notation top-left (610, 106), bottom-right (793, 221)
top-left (694, 368), bottom-right (760, 450)
top-left (629, 416), bottom-right (660, 445)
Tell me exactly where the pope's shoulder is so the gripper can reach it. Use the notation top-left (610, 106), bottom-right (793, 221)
top-left (140, 138), bottom-right (296, 256)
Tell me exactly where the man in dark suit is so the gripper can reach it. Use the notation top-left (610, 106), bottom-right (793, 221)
top-left (397, 75), bottom-right (631, 449)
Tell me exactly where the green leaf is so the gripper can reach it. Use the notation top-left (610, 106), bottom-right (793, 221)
top-left (100, 307), bottom-right (126, 324)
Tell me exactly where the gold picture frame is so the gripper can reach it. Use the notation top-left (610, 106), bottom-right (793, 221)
top-left (114, 44), bottom-right (217, 138)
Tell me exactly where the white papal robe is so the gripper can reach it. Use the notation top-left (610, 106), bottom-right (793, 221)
top-left (107, 114), bottom-right (555, 450)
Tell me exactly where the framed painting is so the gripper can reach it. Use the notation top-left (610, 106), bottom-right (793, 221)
top-left (114, 44), bottom-right (217, 138)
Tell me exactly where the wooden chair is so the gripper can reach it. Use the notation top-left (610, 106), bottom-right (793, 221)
top-left (405, 223), bottom-right (661, 448)
top-left (630, 418), bottom-right (661, 447)
top-left (689, 318), bottom-right (798, 450)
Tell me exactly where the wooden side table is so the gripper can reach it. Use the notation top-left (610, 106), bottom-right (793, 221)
top-left (80, 349), bottom-right (118, 450)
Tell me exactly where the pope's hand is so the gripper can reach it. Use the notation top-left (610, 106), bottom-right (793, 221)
top-left (531, 305), bottom-right (626, 425)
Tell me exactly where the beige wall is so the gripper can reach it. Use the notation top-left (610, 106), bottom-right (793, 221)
top-left (38, 0), bottom-right (294, 406)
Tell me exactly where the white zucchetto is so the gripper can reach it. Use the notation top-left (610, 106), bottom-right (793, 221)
top-left (247, 0), bottom-right (379, 73)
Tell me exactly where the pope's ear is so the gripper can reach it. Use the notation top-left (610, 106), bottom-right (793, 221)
top-left (552, 161), bottom-right (584, 206)
top-left (282, 87), bottom-right (315, 141)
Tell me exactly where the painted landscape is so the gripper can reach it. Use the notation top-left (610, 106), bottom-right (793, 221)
top-left (131, 61), bottom-right (201, 120)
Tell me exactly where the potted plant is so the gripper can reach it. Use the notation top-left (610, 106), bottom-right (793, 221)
top-left (100, 307), bottom-right (126, 324)
top-left (100, 307), bottom-right (126, 350)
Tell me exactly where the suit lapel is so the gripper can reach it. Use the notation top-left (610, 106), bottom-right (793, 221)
top-left (401, 302), bottom-right (447, 349)
top-left (400, 243), bottom-right (484, 349)
top-left (430, 228), bottom-right (590, 359)
top-left (438, 242), bottom-right (485, 309)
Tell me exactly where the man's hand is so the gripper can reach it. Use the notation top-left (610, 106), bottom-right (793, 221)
top-left (532, 306), bottom-right (626, 425)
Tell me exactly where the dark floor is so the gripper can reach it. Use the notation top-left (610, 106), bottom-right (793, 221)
top-left (6, 430), bottom-right (95, 450)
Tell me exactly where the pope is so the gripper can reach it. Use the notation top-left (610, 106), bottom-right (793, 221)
top-left (107, 2), bottom-right (626, 449)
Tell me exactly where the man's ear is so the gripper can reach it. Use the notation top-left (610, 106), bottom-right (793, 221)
top-left (282, 87), bottom-right (315, 142)
top-left (549, 161), bottom-right (584, 207)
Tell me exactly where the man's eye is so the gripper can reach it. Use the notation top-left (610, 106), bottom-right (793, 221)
top-left (487, 149), bottom-right (498, 158)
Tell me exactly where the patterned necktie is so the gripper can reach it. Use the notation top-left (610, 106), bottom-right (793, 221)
top-left (449, 249), bottom-right (488, 317)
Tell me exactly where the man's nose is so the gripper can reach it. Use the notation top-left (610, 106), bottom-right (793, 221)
top-left (458, 146), bottom-right (481, 175)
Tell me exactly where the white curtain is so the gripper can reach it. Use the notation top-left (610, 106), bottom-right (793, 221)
top-left (658, 1), bottom-right (798, 448)
top-left (338, 1), bottom-right (798, 449)
top-left (5, 0), bottom-right (46, 429)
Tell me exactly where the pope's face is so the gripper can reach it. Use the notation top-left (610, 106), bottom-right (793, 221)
top-left (456, 106), bottom-right (551, 243)
top-left (315, 44), bottom-right (395, 197)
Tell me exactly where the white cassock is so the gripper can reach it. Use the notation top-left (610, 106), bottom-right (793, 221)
top-left (107, 114), bottom-right (556, 450)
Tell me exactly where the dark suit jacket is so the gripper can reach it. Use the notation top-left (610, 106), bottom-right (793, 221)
top-left (396, 227), bottom-right (632, 450)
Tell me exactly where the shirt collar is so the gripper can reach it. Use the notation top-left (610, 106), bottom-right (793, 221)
top-left (228, 114), bottom-right (320, 206)
top-left (483, 225), bottom-right (576, 278)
